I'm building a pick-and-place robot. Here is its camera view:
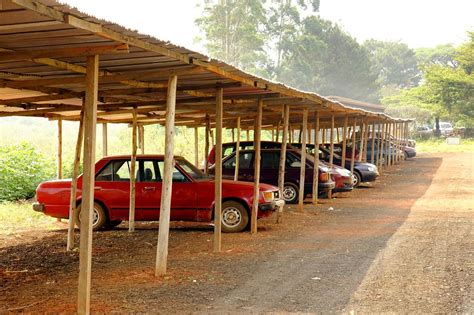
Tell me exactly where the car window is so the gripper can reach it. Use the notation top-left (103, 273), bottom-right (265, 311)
top-left (139, 160), bottom-right (159, 182)
top-left (176, 158), bottom-right (207, 180)
top-left (96, 160), bottom-right (139, 182)
top-left (222, 145), bottom-right (235, 158)
top-left (157, 161), bottom-right (189, 183)
top-left (239, 152), bottom-right (253, 169)
top-left (261, 152), bottom-right (280, 169)
top-left (286, 152), bottom-right (301, 168)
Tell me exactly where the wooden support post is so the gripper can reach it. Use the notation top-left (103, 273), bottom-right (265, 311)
top-left (370, 122), bottom-right (376, 164)
top-left (341, 116), bottom-right (348, 168)
top-left (312, 111), bottom-right (320, 205)
top-left (77, 54), bottom-right (99, 315)
top-left (380, 123), bottom-right (386, 169)
top-left (350, 119), bottom-right (356, 174)
top-left (387, 123), bottom-right (392, 167)
top-left (155, 75), bottom-right (178, 276)
top-left (289, 126), bottom-right (293, 143)
top-left (231, 128), bottom-right (235, 142)
top-left (298, 109), bottom-right (308, 210)
top-left (363, 121), bottom-right (369, 162)
top-left (336, 127), bottom-right (340, 143)
top-left (102, 123), bottom-right (108, 157)
top-left (251, 99), bottom-right (263, 234)
top-left (57, 119), bottom-right (62, 180)
top-left (328, 115), bottom-right (335, 199)
top-left (298, 124), bottom-right (303, 143)
top-left (128, 108), bottom-right (138, 233)
top-left (322, 128), bottom-right (326, 145)
top-left (214, 88), bottom-right (223, 252)
top-left (246, 129), bottom-right (250, 141)
top-left (67, 110), bottom-right (84, 251)
top-left (377, 123), bottom-right (382, 169)
top-left (358, 122), bottom-right (364, 162)
top-left (210, 129), bottom-right (215, 146)
top-left (277, 105), bottom-right (289, 222)
top-left (194, 127), bottom-right (199, 167)
top-left (234, 117), bottom-right (241, 181)
top-left (204, 114), bottom-right (210, 175)
top-left (139, 125), bottom-right (145, 154)
top-left (276, 118), bottom-right (281, 142)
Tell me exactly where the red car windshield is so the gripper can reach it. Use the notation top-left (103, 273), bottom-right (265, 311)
top-left (176, 158), bottom-right (208, 180)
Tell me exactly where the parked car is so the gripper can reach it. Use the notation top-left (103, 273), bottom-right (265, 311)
top-left (416, 126), bottom-right (432, 139)
top-left (439, 122), bottom-right (454, 137)
top-left (210, 148), bottom-right (336, 204)
top-left (352, 139), bottom-right (402, 165)
top-left (317, 146), bottom-right (379, 187)
top-left (33, 155), bottom-right (284, 233)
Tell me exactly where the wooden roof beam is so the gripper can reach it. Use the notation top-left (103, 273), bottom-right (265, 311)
top-left (12, 0), bottom-right (191, 64)
top-left (0, 43), bottom-right (129, 62)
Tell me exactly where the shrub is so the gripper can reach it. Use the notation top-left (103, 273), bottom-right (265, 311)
top-left (0, 142), bottom-right (55, 201)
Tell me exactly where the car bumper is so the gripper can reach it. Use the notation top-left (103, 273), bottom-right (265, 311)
top-left (32, 202), bottom-right (45, 213)
top-left (317, 181), bottom-right (336, 192)
top-left (406, 151), bottom-right (416, 158)
top-left (360, 171), bottom-right (379, 183)
top-left (259, 198), bottom-right (285, 212)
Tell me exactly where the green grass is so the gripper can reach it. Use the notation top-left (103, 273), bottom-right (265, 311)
top-left (416, 138), bottom-right (474, 153)
top-left (0, 201), bottom-right (58, 233)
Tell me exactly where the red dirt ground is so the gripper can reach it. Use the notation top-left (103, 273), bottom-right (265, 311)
top-left (0, 152), bottom-right (472, 313)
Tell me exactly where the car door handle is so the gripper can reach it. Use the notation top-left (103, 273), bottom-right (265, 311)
top-left (94, 186), bottom-right (102, 190)
top-left (143, 187), bottom-right (156, 191)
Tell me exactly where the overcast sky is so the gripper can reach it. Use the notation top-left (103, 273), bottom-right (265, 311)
top-left (62, 0), bottom-right (473, 52)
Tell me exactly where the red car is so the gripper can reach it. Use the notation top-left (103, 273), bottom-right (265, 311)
top-left (33, 155), bottom-right (284, 233)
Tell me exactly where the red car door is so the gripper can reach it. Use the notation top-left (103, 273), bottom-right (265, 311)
top-left (94, 159), bottom-right (136, 221)
top-left (136, 159), bottom-right (198, 221)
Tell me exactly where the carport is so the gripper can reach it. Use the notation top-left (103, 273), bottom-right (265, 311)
top-left (0, 1), bottom-right (411, 313)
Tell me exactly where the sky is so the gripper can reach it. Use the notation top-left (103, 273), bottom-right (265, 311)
top-left (62, 0), bottom-right (473, 52)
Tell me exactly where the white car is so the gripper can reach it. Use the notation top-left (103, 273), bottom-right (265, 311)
top-left (439, 122), bottom-right (453, 137)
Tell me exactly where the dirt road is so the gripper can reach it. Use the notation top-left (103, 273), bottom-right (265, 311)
top-left (0, 153), bottom-right (472, 313)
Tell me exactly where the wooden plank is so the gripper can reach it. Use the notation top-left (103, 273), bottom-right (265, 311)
top-left (57, 118), bottom-right (62, 179)
top-left (204, 114), bottom-right (210, 175)
top-left (102, 123), bottom-right (107, 157)
top-left (380, 123), bottom-right (386, 170)
top-left (298, 109), bottom-right (308, 210)
top-left (234, 117), bottom-right (241, 181)
top-left (251, 99), bottom-right (263, 234)
top-left (363, 121), bottom-right (369, 162)
top-left (139, 125), bottom-right (145, 154)
top-left (67, 110), bottom-right (84, 251)
top-left (341, 116), bottom-right (348, 168)
top-left (194, 127), bottom-right (199, 167)
top-left (377, 123), bottom-right (382, 169)
top-left (387, 123), bottom-right (392, 167)
top-left (77, 54), bottom-right (99, 315)
top-left (358, 122), bottom-right (364, 162)
top-left (213, 87), bottom-right (223, 253)
top-left (370, 122), bottom-right (376, 164)
top-left (350, 119), bottom-right (356, 174)
top-left (0, 43), bottom-right (129, 62)
top-left (328, 115), bottom-right (335, 200)
top-left (312, 111), bottom-right (320, 205)
top-left (0, 92), bottom-right (81, 106)
top-left (128, 108), bottom-right (138, 232)
top-left (277, 104), bottom-right (289, 222)
top-left (0, 20), bottom-right (62, 31)
top-left (155, 74), bottom-right (178, 276)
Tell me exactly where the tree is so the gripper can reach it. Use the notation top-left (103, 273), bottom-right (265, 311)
top-left (195, 0), bottom-right (270, 76)
top-left (277, 16), bottom-right (380, 102)
top-left (266, 0), bottom-right (319, 71)
top-left (416, 44), bottom-right (457, 68)
top-left (364, 40), bottom-right (420, 89)
top-left (382, 32), bottom-right (474, 129)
